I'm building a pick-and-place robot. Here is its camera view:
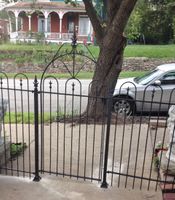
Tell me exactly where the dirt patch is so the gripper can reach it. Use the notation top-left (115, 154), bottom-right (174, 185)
top-left (55, 113), bottom-right (151, 125)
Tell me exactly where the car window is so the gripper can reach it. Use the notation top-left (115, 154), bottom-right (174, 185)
top-left (134, 69), bottom-right (162, 85)
top-left (160, 72), bottom-right (175, 85)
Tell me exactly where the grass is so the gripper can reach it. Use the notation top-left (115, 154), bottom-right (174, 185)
top-left (4, 110), bottom-right (79, 124)
top-left (4, 112), bottom-right (57, 124)
top-left (0, 43), bottom-right (174, 80)
top-left (0, 43), bottom-right (58, 52)
top-left (0, 72), bottom-right (94, 79)
top-left (0, 71), bottom-right (147, 79)
top-left (0, 43), bottom-right (175, 59)
top-left (119, 71), bottom-right (146, 78)
top-left (124, 44), bottom-right (175, 58)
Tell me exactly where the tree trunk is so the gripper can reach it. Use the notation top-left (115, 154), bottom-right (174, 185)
top-left (86, 35), bottom-right (126, 119)
top-left (79, 0), bottom-right (138, 120)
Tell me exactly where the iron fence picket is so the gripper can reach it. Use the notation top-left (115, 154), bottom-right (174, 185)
top-left (1, 37), bottom-right (175, 193)
top-left (0, 73), bottom-right (175, 191)
top-left (101, 92), bottom-right (113, 188)
top-left (107, 87), bottom-right (175, 191)
top-left (33, 76), bottom-right (41, 182)
top-left (38, 77), bottom-right (105, 182)
top-left (0, 73), bottom-right (36, 178)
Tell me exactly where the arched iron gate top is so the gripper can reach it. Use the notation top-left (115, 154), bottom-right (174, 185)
top-left (40, 32), bottom-right (97, 88)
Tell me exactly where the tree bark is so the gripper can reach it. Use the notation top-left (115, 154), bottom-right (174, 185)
top-left (81, 0), bottom-right (137, 119)
top-left (86, 35), bottom-right (126, 119)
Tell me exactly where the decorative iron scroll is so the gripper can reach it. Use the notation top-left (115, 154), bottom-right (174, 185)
top-left (40, 32), bottom-right (97, 84)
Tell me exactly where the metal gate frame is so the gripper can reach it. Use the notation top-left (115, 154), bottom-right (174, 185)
top-left (1, 34), bottom-right (175, 192)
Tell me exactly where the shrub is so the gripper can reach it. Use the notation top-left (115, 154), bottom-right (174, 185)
top-left (10, 143), bottom-right (27, 158)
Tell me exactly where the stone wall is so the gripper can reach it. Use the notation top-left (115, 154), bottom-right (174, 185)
top-left (123, 58), bottom-right (175, 71)
top-left (0, 58), bottom-right (175, 73)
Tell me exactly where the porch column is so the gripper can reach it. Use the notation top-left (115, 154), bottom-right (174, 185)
top-left (59, 17), bottom-right (63, 39)
top-left (58, 11), bottom-right (65, 39)
top-left (9, 18), bottom-right (12, 33)
top-left (45, 17), bottom-right (48, 33)
top-left (44, 11), bottom-right (49, 38)
top-left (28, 15), bottom-right (31, 31)
top-left (14, 11), bottom-right (19, 32)
top-left (15, 16), bottom-right (18, 31)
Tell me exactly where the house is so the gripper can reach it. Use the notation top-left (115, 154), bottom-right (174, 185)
top-left (0, 19), bottom-right (9, 40)
top-left (5, 0), bottom-right (93, 43)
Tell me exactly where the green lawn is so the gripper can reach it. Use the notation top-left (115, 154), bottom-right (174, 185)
top-left (0, 43), bottom-right (58, 52)
top-left (0, 43), bottom-right (175, 59)
top-left (124, 45), bottom-right (175, 58)
top-left (88, 44), bottom-right (175, 59)
top-left (4, 111), bottom-right (79, 124)
top-left (0, 43), bottom-right (174, 79)
top-left (4, 112), bottom-right (57, 124)
top-left (0, 71), bottom-right (146, 79)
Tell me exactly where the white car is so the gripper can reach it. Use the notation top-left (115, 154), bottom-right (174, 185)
top-left (113, 63), bottom-right (175, 115)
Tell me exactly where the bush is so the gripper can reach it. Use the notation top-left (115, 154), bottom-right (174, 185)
top-left (10, 143), bottom-right (27, 158)
top-left (0, 33), bottom-right (9, 44)
top-left (15, 55), bottom-right (31, 64)
top-left (140, 10), bottom-right (173, 44)
top-left (34, 32), bottom-right (45, 44)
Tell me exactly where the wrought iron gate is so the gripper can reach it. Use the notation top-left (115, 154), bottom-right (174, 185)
top-left (0, 35), bottom-right (175, 192)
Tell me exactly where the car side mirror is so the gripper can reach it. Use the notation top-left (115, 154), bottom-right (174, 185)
top-left (153, 80), bottom-right (161, 86)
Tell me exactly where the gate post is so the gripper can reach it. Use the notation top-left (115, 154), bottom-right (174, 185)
top-left (33, 76), bottom-right (41, 182)
top-left (101, 92), bottom-right (113, 188)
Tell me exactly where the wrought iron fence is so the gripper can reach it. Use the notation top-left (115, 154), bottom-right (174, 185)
top-left (0, 73), bottom-right (35, 178)
top-left (0, 36), bottom-right (175, 193)
top-left (1, 71), bottom-right (175, 191)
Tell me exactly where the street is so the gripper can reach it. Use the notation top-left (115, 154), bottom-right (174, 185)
top-left (0, 78), bottom-right (92, 113)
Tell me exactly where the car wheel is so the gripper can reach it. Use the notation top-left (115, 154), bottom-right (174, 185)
top-left (113, 96), bottom-right (134, 116)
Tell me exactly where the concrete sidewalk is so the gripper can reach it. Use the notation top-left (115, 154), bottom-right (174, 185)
top-left (2, 123), bottom-right (165, 200)
top-left (0, 175), bottom-right (162, 200)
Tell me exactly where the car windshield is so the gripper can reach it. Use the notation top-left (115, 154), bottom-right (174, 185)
top-left (134, 69), bottom-right (162, 85)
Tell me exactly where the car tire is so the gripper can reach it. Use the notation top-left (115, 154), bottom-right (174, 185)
top-left (113, 96), bottom-right (135, 116)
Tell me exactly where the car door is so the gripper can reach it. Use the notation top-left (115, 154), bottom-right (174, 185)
top-left (151, 71), bottom-right (175, 112)
top-left (135, 84), bottom-right (158, 112)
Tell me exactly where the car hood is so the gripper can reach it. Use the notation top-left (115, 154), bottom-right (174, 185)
top-left (115, 77), bottom-right (136, 89)
top-left (113, 77), bottom-right (141, 96)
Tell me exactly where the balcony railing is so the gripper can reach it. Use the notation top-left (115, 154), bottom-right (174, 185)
top-left (11, 31), bottom-right (74, 40)
top-left (10, 31), bottom-right (91, 44)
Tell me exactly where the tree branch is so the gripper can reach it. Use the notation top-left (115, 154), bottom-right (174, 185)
top-left (107, 0), bottom-right (122, 18)
top-left (104, 0), bottom-right (138, 46)
top-left (113, 0), bottom-right (138, 33)
top-left (82, 0), bottom-right (104, 43)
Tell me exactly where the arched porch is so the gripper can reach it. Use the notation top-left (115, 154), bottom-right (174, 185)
top-left (5, 2), bottom-right (93, 43)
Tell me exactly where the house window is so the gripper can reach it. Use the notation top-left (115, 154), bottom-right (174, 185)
top-left (79, 16), bottom-right (90, 36)
top-left (38, 16), bottom-right (51, 32)
top-left (38, 17), bottom-right (44, 33)
top-left (67, 15), bottom-right (75, 33)
top-left (47, 16), bottom-right (51, 32)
